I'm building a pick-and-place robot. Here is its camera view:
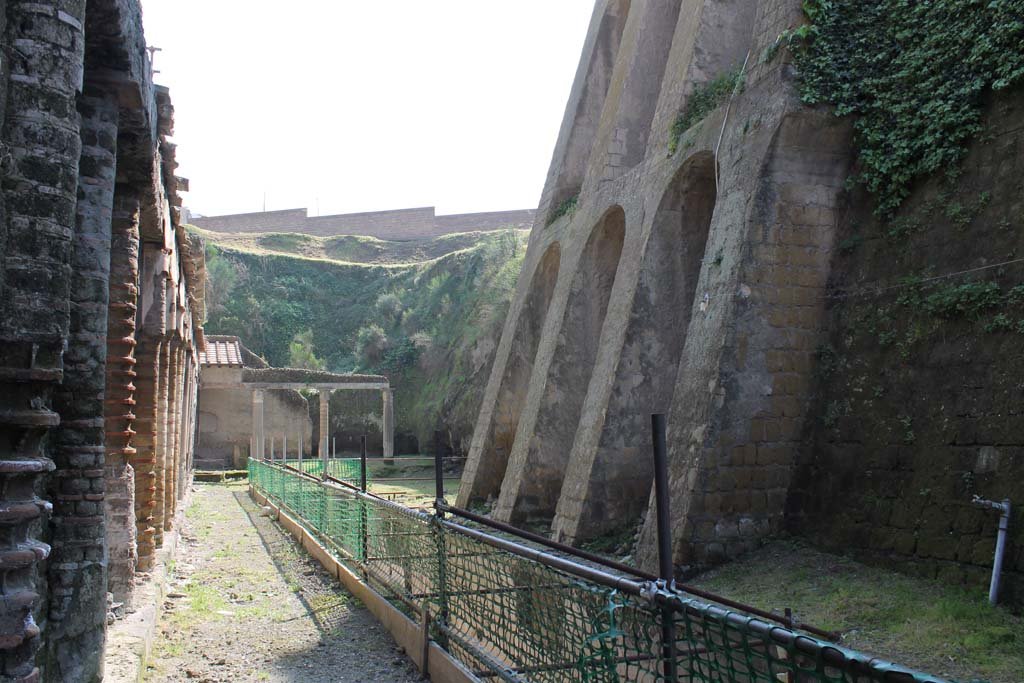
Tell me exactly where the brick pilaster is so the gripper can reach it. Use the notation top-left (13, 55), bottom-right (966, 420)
top-left (131, 339), bottom-right (160, 571)
top-left (103, 193), bottom-right (142, 604)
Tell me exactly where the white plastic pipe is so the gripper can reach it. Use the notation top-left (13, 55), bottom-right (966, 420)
top-left (973, 495), bottom-right (1012, 605)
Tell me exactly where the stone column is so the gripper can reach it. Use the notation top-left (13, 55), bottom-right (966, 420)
top-left (382, 388), bottom-right (395, 463)
top-left (319, 389), bottom-right (330, 477)
top-left (252, 390), bottom-right (265, 460)
top-left (0, 0), bottom-right (88, 672)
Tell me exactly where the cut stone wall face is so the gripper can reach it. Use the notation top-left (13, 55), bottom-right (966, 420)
top-left (461, 0), bottom-right (855, 574)
top-left (493, 208), bottom-right (626, 526)
top-left (458, 242), bottom-right (562, 506)
top-left (553, 153), bottom-right (717, 542)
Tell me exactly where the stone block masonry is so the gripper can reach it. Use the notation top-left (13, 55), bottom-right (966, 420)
top-left (461, 0), bottom-right (854, 572)
top-left (461, 0), bottom-right (1021, 608)
top-left (0, 1), bottom-right (206, 680)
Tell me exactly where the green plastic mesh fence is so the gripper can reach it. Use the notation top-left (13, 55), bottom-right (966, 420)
top-left (249, 459), bottom-right (949, 683)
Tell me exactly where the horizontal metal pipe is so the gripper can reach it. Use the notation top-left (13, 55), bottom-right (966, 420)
top-left (440, 501), bottom-right (652, 579)
top-left (436, 517), bottom-right (646, 597)
top-left (365, 476), bottom-right (461, 482)
top-left (432, 622), bottom-right (526, 683)
top-left (440, 500), bottom-right (838, 641)
top-left (268, 462), bottom-right (839, 638)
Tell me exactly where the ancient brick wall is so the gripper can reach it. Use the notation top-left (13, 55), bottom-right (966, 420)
top-left (0, 1), bottom-right (206, 679)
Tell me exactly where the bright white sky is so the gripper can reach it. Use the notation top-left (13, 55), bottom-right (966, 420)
top-left (139, 1), bottom-right (596, 218)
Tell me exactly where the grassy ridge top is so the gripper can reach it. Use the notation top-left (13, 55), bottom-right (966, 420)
top-left (188, 225), bottom-right (519, 266)
top-left (190, 225), bottom-right (528, 450)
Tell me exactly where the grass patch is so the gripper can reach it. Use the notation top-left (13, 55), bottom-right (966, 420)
top-left (693, 541), bottom-right (1023, 682)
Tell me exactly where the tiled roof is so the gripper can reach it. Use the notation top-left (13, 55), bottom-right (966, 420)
top-left (199, 336), bottom-right (243, 367)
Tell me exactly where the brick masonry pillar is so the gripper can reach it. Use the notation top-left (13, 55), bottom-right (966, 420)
top-left (46, 88), bottom-right (119, 680)
top-left (103, 193), bottom-right (141, 604)
top-left (0, 1), bottom-right (87, 680)
top-left (164, 341), bottom-right (182, 530)
top-left (178, 352), bottom-right (196, 497)
top-left (153, 339), bottom-right (171, 547)
top-left (132, 339), bottom-right (161, 571)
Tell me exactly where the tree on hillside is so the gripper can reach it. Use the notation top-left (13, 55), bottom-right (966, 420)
top-left (356, 324), bottom-right (389, 367)
top-left (288, 329), bottom-right (326, 370)
top-left (375, 292), bottom-right (404, 325)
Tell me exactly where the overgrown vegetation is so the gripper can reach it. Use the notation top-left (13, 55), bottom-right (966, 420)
top-left (196, 228), bottom-right (527, 447)
top-left (786, 0), bottom-right (1024, 214)
top-left (287, 330), bottom-right (325, 370)
top-left (547, 193), bottom-right (579, 226)
top-left (669, 67), bottom-right (744, 155)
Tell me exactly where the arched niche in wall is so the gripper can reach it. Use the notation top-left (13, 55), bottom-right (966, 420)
top-left (505, 207), bottom-right (626, 525)
top-left (546, 0), bottom-right (631, 224)
top-left (466, 242), bottom-right (562, 503)
top-left (559, 153), bottom-right (718, 542)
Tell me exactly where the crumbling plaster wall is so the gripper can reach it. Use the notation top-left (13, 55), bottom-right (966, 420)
top-left (197, 365), bottom-right (313, 468)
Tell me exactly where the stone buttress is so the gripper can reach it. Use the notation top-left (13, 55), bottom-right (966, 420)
top-left (459, 0), bottom-right (853, 574)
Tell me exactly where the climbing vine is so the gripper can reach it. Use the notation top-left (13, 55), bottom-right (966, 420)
top-left (787, 0), bottom-right (1024, 214)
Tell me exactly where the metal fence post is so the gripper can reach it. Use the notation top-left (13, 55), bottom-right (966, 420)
top-left (434, 430), bottom-right (445, 516)
top-left (360, 435), bottom-right (369, 570)
top-left (360, 435), bottom-right (368, 493)
top-left (652, 413), bottom-right (678, 681)
top-left (433, 429), bottom-right (450, 649)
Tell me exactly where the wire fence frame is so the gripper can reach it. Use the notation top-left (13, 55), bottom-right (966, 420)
top-left (248, 458), bottom-right (949, 683)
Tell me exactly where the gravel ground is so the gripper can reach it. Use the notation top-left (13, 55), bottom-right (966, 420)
top-left (145, 482), bottom-right (423, 683)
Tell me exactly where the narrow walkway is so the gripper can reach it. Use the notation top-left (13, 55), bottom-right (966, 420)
top-left (146, 482), bottom-right (423, 682)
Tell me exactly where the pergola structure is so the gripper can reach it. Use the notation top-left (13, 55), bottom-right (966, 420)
top-left (201, 365), bottom-right (392, 468)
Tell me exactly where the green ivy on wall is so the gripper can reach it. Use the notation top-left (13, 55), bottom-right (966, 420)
top-left (787, 0), bottom-right (1024, 214)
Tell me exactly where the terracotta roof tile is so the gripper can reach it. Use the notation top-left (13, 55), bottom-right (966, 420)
top-left (199, 336), bottom-right (243, 367)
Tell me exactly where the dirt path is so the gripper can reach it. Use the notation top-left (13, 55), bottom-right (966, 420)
top-left (146, 482), bottom-right (423, 683)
